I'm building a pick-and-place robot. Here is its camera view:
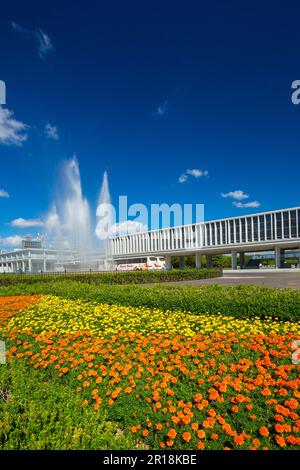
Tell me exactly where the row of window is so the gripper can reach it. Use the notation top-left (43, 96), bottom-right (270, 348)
top-left (111, 209), bottom-right (300, 254)
top-left (204, 210), bottom-right (300, 246)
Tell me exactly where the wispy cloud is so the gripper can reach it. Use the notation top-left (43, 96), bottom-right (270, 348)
top-left (9, 218), bottom-right (44, 228)
top-left (233, 201), bottom-right (261, 208)
top-left (178, 174), bottom-right (188, 183)
top-left (179, 168), bottom-right (208, 183)
top-left (12, 22), bottom-right (53, 59)
top-left (221, 189), bottom-right (260, 208)
top-left (0, 235), bottom-right (23, 248)
top-left (0, 189), bottom-right (9, 198)
top-left (44, 122), bottom-right (59, 140)
top-left (0, 107), bottom-right (28, 146)
top-left (153, 101), bottom-right (168, 117)
top-left (221, 190), bottom-right (249, 201)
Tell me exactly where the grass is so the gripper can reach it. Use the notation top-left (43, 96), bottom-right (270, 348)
top-left (0, 361), bottom-right (135, 450)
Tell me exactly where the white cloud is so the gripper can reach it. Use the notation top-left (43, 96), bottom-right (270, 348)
top-left (0, 189), bottom-right (9, 198)
top-left (0, 235), bottom-right (23, 248)
top-left (110, 220), bottom-right (148, 237)
top-left (221, 190), bottom-right (249, 201)
top-left (179, 168), bottom-right (208, 183)
top-left (179, 174), bottom-right (188, 183)
top-left (0, 107), bottom-right (28, 146)
top-left (233, 201), bottom-right (261, 208)
top-left (12, 22), bottom-right (53, 59)
top-left (44, 122), bottom-right (59, 140)
top-left (36, 28), bottom-right (53, 59)
top-left (9, 218), bottom-right (44, 228)
top-left (153, 101), bottom-right (168, 117)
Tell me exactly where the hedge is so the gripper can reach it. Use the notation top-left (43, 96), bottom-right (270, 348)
top-left (0, 268), bottom-right (221, 286)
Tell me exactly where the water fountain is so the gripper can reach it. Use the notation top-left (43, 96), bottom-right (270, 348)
top-left (45, 157), bottom-right (113, 271)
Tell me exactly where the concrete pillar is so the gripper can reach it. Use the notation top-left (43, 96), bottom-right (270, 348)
top-left (22, 261), bottom-right (25, 272)
top-left (275, 246), bottom-right (282, 269)
top-left (165, 255), bottom-right (172, 270)
top-left (28, 258), bottom-right (32, 273)
top-left (232, 252), bottom-right (237, 270)
top-left (179, 256), bottom-right (185, 269)
top-left (43, 255), bottom-right (46, 272)
top-left (206, 254), bottom-right (213, 268)
top-left (195, 253), bottom-right (202, 268)
top-left (239, 253), bottom-right (245, 269)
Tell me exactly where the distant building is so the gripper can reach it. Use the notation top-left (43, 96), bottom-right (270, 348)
top-left (0, 239), bottom-right (108, 273)
top-left (110, 206), bottom-right (300, 269)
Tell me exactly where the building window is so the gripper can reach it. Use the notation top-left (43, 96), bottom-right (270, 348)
top-left (283, 211), bottom-right (289, 238)
top-left (266, 214), bottom-right (272, 240)
top-left (241, 219), bottom-right (246, 242)
top-left (253, 216), bottom-right (258, 241)
top-left (229, 220), bottom-right (234, 243)
top-left (211, 224), bottom-right (215, 245)
top-left (291, 210), bottom-right (297, 238)
top-left (235, 220), bottom-right (240, 243)
top-left (276, 213), bottom-right (282, 238)
top-left (247, 217), bottom-right (252, 242)
top-left (259, 215), bottom-right (265, 241)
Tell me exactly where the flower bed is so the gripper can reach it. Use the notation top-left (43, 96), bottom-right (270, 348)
top-left (0, 295), bottom-right (300, 450)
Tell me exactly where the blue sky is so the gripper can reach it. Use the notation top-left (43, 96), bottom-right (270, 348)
top-left (1, 0), bottom-right (300, 248)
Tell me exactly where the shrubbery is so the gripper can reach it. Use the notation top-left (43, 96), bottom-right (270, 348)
top-left (0, 268), bottom-right (221, 286)
top-left (1, 281), bottom-right (300, 321)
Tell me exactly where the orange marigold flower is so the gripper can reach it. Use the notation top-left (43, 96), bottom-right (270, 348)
top-left (191, 422), bottom-right (199, 431)
top-left (275, 424), bottom-right (284, 433)
top-left (234, 435), bottom-right (245, 446)
top-left (197, 441), bottom-right (205, 450)
top-left (197, 430), bottom-right (206, 439)
top-left (182, 432), bottom-right (192, 442)
top-left (168, 429), bottom-right (177, 439)
top-left (275, 435), bottom-right (286, 447)
top-left (142, 429), bottom-right (149, 437)
top-left (259, 426), bottom-right (269, 437)
top-left (252, 438), bottom-right (260, 448)
top-left (156, 423), bottom-right (163, 430)
top-left (211, 433), bottom-right (219, 440)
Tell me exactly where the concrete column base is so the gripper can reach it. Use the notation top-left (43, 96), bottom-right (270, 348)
top-left (195, 253), bottom-right (202, 268)
top-left (275, 247), bottom-right (282, 269)
top-left (239, 252), bottom-right (245, 269)
top-left (232, 252), bottom-right (237, 270)
top-left (206, 255), bottom-right (213, 269)
top-left (165, 256), bottom-right (172, 270)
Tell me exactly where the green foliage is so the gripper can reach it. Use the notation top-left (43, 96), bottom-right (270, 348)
top-left (1, 281), bottom-right (300, 322)
top-left (0, 362), bottom-right (135, 450)
top-left (0, 268), bottom-right (221, 286)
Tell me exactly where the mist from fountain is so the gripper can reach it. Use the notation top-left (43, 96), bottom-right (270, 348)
top-left (45, 157), bottom-right (113, 270)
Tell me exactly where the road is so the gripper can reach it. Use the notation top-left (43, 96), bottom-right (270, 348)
top-left (148, 271), bottom-right (300, 288)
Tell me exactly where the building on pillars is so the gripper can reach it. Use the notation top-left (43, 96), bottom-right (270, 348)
top-left (0, 239), bottom-right (79, 273)
top-left (109, 206), bottom-right (300, 269)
